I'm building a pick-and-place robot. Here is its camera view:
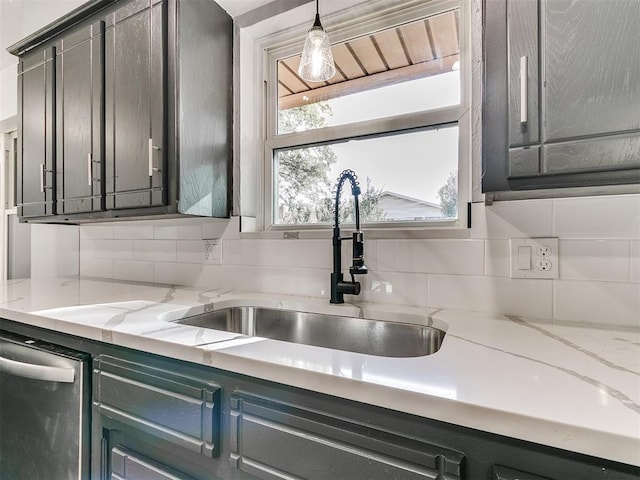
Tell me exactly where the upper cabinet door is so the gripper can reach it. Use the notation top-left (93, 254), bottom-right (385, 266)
top-left (483, 0), bottom-right (640, 193)
top-left (55, 22), bottom-right (104, 215)
top-left (17, 48), bottom-right (55, 218)
top-left (104, 0), bottom-right (165, 210)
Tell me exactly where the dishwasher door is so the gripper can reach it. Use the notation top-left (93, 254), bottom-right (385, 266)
top-left (0, 330), bottom-right (91, 480)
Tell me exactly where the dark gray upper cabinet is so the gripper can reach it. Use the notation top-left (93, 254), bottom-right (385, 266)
top-left (8, 0), bottom-right (232, 223)
top-left (17, 48), bottom-right (55, 218)
top-left (55, 22), bottom-right (104, 215)
top-left (104, 0), bottom-right (165, 210)
top-left (483, 0), bottom-right (640, 194)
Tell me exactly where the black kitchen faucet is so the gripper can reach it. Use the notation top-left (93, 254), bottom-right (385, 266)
top-left (330, 169), bottom-right (368, 304)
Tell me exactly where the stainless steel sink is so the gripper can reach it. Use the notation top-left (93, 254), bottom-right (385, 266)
top-left (176, 307), bottom-right (445, 357)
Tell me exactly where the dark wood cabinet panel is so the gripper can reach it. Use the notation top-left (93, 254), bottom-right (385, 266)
top-left (55, 22), bottom-right (104, 214)
top-left (17, 48), bottom-right (55, 218)
top-left (229, 392), bottom-right (464, 480)
top-left (104, 0), bottom-right (165, 210)
top-left (483, 0), bottom-right (640, 194)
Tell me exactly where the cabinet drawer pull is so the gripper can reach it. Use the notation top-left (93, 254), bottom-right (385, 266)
top-left (87, 153), bottom-right (92, 186)
top-left (40, 163), bottom-right (45, 193)
top-left (520, 55), bottom-right (528, 124)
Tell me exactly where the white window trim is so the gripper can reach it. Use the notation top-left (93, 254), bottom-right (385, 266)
top-left (237, 0), bottom-right (472, 237)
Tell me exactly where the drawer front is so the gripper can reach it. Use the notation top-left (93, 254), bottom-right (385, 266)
top-left (230, 392), bottom-right (465, 480)
top-left (490, 465), bottom-right (553, 480)
top-left (111, 447), bottom-right (195, 480)
top-left (94, 355), bottom-right (220, 457)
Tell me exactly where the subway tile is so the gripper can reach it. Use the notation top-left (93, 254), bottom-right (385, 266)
top-left (294, 239), bottom-right (332, 269)
top-left (202, 217), bottom-right (239, 240)
top-left (553, 194), bottom-right (640, 239)
top-left (631, 241), bottom-right (640, 283)
top-left (260, 267), bottom-right (300, 295)
top-left (377, 239), bottom-right (484, 275)
top-left (484, 239), bottom-right (510, 277)
top-left (80, 255), bottom-right (114, 279)
top-left (154, 218), bottom-right (203, 240)
top-left (80, 224), bottom-right (114, 240)
top-left (296, 268), bottom-right (331, 299)
top-left (429, 275), bottom-right (553, 319)
top-left (95, 240), bottom-right (133, 260)
top-left (361, 271), bottom-right (428, 308)
top-left (114, 260), bottom-right (154, 283)
top-left (554, 280), bottom-right (640, 327)
top-left (133, 240), bottom-right (176, 262)
top-left (559, 240), bottom-right (630, 282)
top-left (471, 199), bottom-right (553, 239)
top-left (177, 240), bottom-right (203, 264)
top-left (223, 239), bottom-right (295, 267)
top-left (113, 224), bottom-right (154, 240)
top-left (154, 262), bottom-right (202, 287)
top-left (199, 264), bottom-right (261, 292)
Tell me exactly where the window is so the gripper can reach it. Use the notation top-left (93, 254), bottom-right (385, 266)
top-left (258, 0), bottom-right (470, 230)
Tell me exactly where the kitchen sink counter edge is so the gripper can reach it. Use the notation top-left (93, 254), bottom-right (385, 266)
top-left (0, 276), bottom-right (638, 467)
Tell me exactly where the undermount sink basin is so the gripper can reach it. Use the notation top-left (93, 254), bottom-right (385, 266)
top-left (175, 306), bottom-right (445, 358)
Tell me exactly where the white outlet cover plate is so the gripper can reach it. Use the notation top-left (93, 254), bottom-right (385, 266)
top-left (203, 240), bottom-right (222, 265)
top-left (510, 238), bottom-right (559, 279)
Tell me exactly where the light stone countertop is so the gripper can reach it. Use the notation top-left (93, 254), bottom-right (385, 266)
top-left (0, 276), bottom-right (638, 467)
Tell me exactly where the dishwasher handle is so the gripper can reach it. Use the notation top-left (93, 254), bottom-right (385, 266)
top-left (0, 354), bottom-right (75, 383)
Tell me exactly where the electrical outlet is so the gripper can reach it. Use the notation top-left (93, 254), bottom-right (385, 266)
top-left (510, 238), bottom-right (559, 279)
top-left (203, 240), bottom-right (222, 265)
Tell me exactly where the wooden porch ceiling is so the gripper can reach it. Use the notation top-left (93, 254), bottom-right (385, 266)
top-left (278, 9), bottom-right (460, 110)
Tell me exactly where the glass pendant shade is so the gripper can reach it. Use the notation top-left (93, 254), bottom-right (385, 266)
top-left (298, 14), bottom-right (336, 82)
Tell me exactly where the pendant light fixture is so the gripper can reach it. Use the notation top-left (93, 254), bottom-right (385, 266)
top-left (298, 0), bottom-right (336, 82)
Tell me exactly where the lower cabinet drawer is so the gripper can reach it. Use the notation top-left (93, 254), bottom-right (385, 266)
top-left (111, 447), bottom-right (196, 480)
top-left (94, 355), bottom-right (221, 457)
top-left (230, 392), bottom-right (465, 480)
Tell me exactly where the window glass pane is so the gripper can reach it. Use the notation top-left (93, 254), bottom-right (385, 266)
top-left (274, 125), bottom-right (458, 225)
top-left (277, 10), bottom-right (460, 135)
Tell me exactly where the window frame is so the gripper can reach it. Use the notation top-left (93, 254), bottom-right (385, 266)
top-left (250, 0), bottom-right (472, 232)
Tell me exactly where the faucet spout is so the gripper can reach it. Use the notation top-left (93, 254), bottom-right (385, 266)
top-left (330, 169), bottom-right (368, 304)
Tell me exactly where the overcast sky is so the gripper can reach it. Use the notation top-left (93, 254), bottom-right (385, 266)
top-left (323, 71), bottom-right (460, 204)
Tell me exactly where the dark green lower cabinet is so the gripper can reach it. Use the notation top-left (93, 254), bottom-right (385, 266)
top-left (490, 465), bottom-right (551, 480)
top-left (229, 393), bottom-right (464, 480)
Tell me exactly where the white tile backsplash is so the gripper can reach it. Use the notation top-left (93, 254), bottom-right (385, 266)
top-left (553, 195), bottom-right (640, 239)
top-left (631, 241), bottom-right (640, 283)
top-left (31, 225), bottom-right (80, 278)
top-left (69, 194), bottom-right (640, 326)
top-left (471, 199), bottom-right (554, 239)
top-left (133, 240), bottom-right (177, 262)
top-left (429, 275), bottom-right (554, 319)
top-left (554, 280), bottom-right (640, 327)
top-left (376, 240), bottom-right (484, 275)
top-left (114, 260), bottom-right (154, 283)
top-left (559, 240), bottom-right (630, 282)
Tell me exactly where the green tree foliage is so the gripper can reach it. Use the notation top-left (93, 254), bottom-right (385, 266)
top-left (437, 170), bottom-right (458, 218)
top-left (276, 103), bottom-right (385, 224)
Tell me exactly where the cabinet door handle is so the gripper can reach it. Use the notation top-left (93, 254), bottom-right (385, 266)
top-left (0, 353), bottom-right (75, 383)
top-left (87, 153), bottom-right (92, 186)
top-left (40, 163), bottom-right (45, 193)
top-left (520, 55), bottom-right (528, 124)
top-left (148, 138), bottom-right (154, 177)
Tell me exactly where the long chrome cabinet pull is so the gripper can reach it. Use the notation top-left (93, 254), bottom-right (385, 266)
top-left (520, 55), bottom-right (528, 124)
top-left (148, 138), bottom-right (154, 177)
top-left (88, 153), bottom-right (92, 186)
top-left (40, 163), bottom-right (45, 193)
top-left (0, 354), bottom-right (75, 383)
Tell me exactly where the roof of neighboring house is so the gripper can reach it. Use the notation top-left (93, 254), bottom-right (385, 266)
top-left (379, 191), bottom-right (441, 209)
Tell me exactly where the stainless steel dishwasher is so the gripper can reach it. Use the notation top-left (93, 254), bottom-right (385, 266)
top-left (0, 330), bottom-right (91, 479)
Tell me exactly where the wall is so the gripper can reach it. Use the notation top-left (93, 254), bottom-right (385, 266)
top-left (80, 193), bottom-right (640, 327)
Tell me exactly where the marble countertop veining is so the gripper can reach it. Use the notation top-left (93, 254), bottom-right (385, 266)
top-left (0, 276), bottom-right (638, 466)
